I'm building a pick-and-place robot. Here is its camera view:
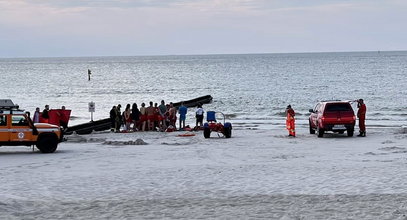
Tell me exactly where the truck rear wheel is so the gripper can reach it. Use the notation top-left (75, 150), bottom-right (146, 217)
top-left (347, 128), bottom-right (354, 137)
top-left (317, 127), bottom-right (324, 138)
top-left (36, 134), bottom-right (58, 153)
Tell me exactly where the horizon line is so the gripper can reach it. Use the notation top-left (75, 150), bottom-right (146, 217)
top-left (1, 49), bottom-right (406, 59)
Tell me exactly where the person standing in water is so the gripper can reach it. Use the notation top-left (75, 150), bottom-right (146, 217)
top-left (286, 105), bottom-right (296, 137)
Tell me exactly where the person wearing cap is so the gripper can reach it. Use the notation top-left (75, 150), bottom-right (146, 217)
top-left (357, 99), bottom-right (367, 137)
top-left (286, 105), bottom-right (296, 137)
top-left (195, 103), bottom-right (204, 128)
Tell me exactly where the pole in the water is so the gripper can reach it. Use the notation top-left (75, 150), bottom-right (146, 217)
top-left (88, 69), bottom-right (91, 81)
top-left (88, 101), bottom-right (95, 122)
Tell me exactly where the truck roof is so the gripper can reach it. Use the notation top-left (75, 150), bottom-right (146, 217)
top-left (0, 99), bottom-right (23, 113)
top-left (0, 99), bottom-right (16, 108)
top-left (320, 100), bottom-right (352, 104)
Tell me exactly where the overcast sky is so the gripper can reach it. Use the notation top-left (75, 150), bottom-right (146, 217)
top-left (1, 0), bottom-right (406, 58)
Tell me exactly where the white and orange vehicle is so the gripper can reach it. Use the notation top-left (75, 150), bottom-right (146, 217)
top-left (0, 100), bottom-right (62, 153)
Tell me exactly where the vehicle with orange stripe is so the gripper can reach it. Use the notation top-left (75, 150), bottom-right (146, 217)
top-left (0, 100), bottom-right (62, 153)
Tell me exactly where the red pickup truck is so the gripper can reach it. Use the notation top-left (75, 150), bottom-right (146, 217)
top-left (309, 101), bottom-right (356, 137)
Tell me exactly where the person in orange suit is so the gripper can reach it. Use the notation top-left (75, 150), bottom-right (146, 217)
top-left (286, 105), bottom-right (296, 137)
top-left (357, 99), bottom-right (367, 137)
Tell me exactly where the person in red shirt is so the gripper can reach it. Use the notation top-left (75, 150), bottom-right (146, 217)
top-left (357, 99), bottom-right (367, 137)
top-left (286, 105), bottom-right (296, 137)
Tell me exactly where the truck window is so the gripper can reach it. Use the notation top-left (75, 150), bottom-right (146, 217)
top-left (326, 103), bottom-right (352, 112)
top-left (12, 115), bottom-right (28, 126)
top-left (0, 115), bottom-right (6, 126)
top-left (314, 104), bottom-right (320, 112)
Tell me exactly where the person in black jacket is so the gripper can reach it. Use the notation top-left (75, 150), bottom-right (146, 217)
top-left (42, 105), bottom-right (50, 123)
top-left (110, 106), bottom-right (117, 132)
top-left (115, 104), bottom-right (122, 132)
top-left (131, 103), bottom-right (140, 131)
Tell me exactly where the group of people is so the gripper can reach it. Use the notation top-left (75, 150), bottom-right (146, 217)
top-left (285, 99), bottom-right (367, 137)
top-left (109, 100), bottom-right (205, 132)
top-left (31, 99), bottom-right (368, 137)
top-left (32, 105), bottom-right (69, 130)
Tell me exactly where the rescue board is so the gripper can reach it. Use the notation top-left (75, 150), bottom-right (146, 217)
top-left (177, 132), bottom-right (196, 137)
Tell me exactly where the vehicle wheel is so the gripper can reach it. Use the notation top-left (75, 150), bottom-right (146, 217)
top-left (309, 120), bottom-right (315, 134)
top-left (317, 127), bottom-right (324, 138)
top-left (204, 127), bottom-right (211, 138)
top-left (224, 127), bottom-right (232, 138)
top-left (36, 134), bottom-right (58, 153)
top-left (347, 128), bottom-right (354, 137)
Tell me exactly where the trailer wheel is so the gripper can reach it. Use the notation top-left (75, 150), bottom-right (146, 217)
top-left (224, 127), bottom-right (232, 138)
top-left (36, 134), bottom-right (58, 153)
top-left (204, 127), bottom-right (211, 138)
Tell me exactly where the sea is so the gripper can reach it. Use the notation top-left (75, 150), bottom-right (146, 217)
top-left (1, 51), bottom-right (406, 129)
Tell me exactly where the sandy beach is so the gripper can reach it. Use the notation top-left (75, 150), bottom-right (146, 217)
top-left (1, 126), bottom-right (407, 219)
top-left (2, 0), bottom-right (407, 219)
